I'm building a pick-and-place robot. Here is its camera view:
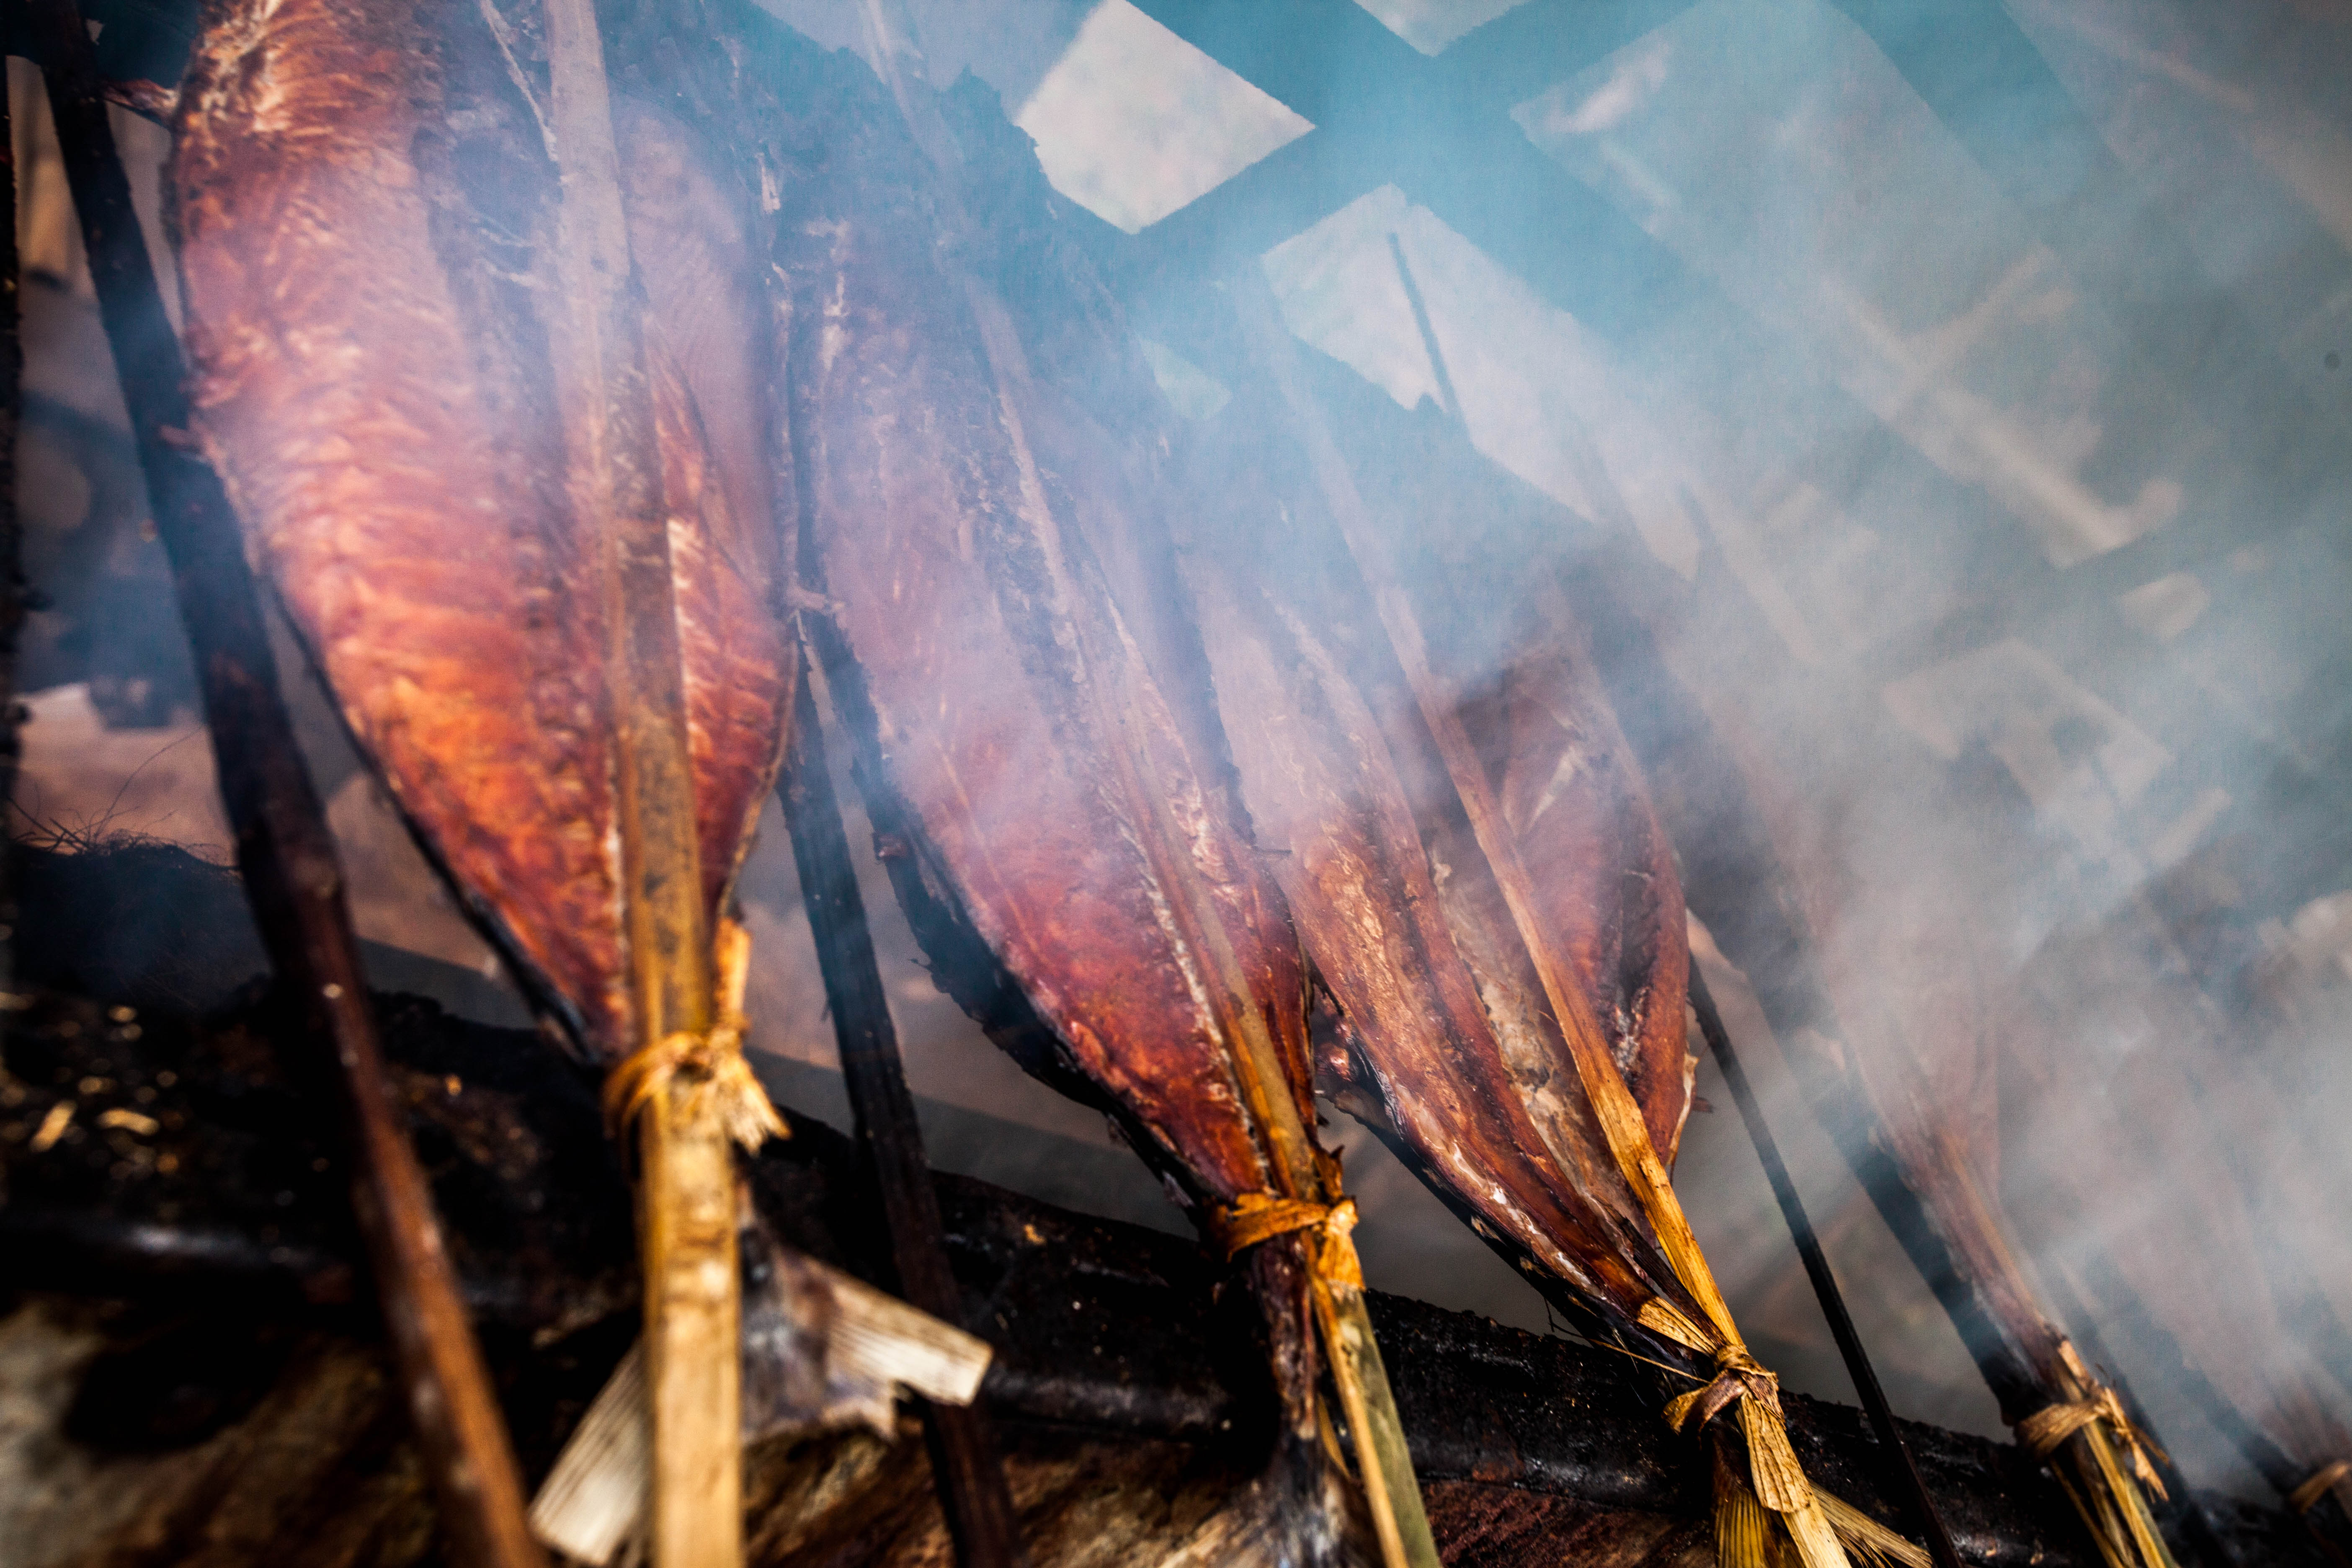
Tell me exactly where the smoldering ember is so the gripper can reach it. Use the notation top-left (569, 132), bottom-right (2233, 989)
top-left (2, 2), bottom-right (2348, 1566)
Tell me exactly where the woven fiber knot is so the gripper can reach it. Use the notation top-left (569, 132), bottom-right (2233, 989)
top-left (1664, 1340), bottom-right (1782, 1435)
top-left (1206, 1191), bottom-right (1364, 1288)
top-left (2289, 1460), bottom-right (2351, 1515)
top-left (600, 921), bottom-right (788, 1152)
top-left (2014, 1348), bottom-right (2169, 1500)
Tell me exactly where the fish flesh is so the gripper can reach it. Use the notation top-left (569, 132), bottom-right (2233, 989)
top-left (168, 0), bottom-right (793, 1057)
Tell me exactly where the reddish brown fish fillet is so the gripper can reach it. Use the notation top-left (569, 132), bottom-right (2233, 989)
top-left (168, 0), bottom-right (791, 1058)
top-left (761, 44), bottom-right (1360, 1563)
top-left (1170, 393), bottom-right (1700, 1346)
top-left (769, 51), bottom-right (1302, 1219)
top-left (1448, 610), bottom-right (1697, 1168)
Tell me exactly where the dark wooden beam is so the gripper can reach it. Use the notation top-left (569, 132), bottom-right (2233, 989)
top-left (777, 664), bottom-right (1026, 1568)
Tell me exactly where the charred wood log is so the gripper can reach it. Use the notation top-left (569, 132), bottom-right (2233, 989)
top-left (0, 917), bottom-right (2325, 1566)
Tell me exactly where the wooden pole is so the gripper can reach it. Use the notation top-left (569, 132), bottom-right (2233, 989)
top-left (778, 660), bottom-right (1024, 1568)
top-left (23, 8), bottom-right (543, 1566)
top-left (1689, 966), bottom-right (1965, 1568)
top-left (534, 1), bottom-right (737, 1563)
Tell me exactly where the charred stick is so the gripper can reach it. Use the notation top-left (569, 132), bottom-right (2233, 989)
top-left (1689, 965), bottom-right (1965, 1568)
top-left (0, 52), bottom-right (21, 978)
top-left (23, 6), bottom-right (542, 1566)
top-left (1385, 233), bottom-right (1461, 427)
top-left (778, 660), bottom-right (1024, 1568)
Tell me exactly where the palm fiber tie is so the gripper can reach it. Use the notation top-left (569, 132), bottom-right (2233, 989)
top-left (2289, 1460), bottom-right (2351, 1516)
top-left (2013, 1341), bottom-right (2169, 1499)
top-left (1207, 1191), bottom-right (1364, 1288)
top-left (602, 919), bottom-right (789, 1152)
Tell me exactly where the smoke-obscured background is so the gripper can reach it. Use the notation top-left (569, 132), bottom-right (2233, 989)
top-left (12, 0), bottom-right (2351, 1508)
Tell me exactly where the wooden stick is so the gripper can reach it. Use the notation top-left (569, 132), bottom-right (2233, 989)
top-left (778, 660), bottom-right (1024, 1568)
top-left (533, 1), bottom-right (736, 1563)
top-left (23, 8), bottom-right (542, 1566)
top-left (1385, 232), bottom-right (1462, 426)
top-left (0, 51), bottom-right (22, 971)
top-left (1689, 966), bottom-right (1965, 1568)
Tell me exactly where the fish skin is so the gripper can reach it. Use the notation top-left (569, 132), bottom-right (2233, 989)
top-left (1434, 618), bottom-right (1697, 1179)
top-left (169, 0), bottom-right (790, 1060)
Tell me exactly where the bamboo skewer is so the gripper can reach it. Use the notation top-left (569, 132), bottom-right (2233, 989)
top-left (534, 1), bottom-right (742, 1563)
top-left (23, 6), bottom-right (543, 1565)
top-left (1688, 967), bottom-right (1965, 1568)
top-left (1230, 263), bottom-right (1872, 1568)
top-left (778, 659), bottom-right (1025, 1568)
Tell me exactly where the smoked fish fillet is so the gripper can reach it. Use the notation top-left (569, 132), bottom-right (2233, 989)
top-left (169, 0), bottom-right (792, 1057)
top-left (1173, 387), bottom-right (1702, 1343)
top-left (757, 42), bottom-right (1368, 1564)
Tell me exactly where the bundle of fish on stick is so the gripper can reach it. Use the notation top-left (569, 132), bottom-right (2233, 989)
top-left (1659, 711), bottom-right (2192, 1568)
top-left (749, 17), bottom-right (1436, 1563)
top-left (2008, 897), bottom-right (2352, 1557)
top-left (1148, 293), bottom-right (1927, 1568)
top-left (162, 0), bottom-right (928, 1562)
